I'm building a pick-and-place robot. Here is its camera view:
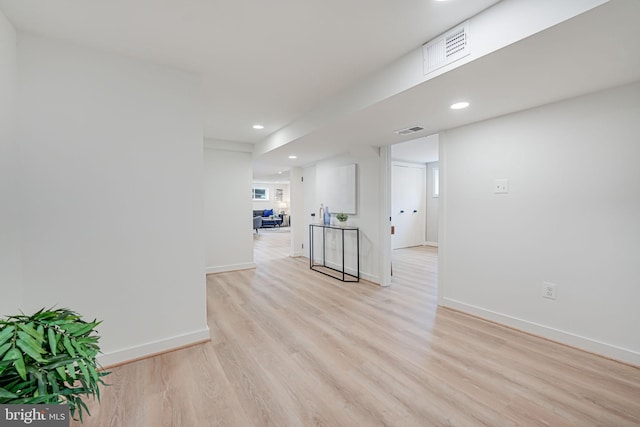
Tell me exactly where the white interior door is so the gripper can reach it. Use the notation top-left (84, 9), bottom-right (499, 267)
top-left (392, 162), bottom-right (426, 249)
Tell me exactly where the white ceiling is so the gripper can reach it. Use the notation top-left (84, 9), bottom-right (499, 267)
top-left (255, 0), bottom-right (640, 176)
top-left (2, 0), bottom-right (639, 181)
top-left (0, 0), bottom-right (499, 145)
top-left (392, 135), bottom-right (439, 164)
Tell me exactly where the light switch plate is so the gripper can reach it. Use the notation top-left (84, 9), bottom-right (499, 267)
top-left (542, 282), bottom-right (557, 300)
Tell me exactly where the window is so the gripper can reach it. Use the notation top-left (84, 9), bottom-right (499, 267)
top-left (433, 167), bottom-right (439, 198)
top-left (252, 187), bottom-right (269, 201)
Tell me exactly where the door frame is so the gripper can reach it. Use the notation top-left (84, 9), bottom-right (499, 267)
top-left (379, 146), bottom-right (392, 286)
top-left (381, 142), bottom-right (444, 306)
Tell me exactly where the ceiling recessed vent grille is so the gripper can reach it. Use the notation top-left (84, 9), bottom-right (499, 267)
top-left (423, 21), bottom-right (470, 75)
top-left (394, 126), bottom-right (424, 136)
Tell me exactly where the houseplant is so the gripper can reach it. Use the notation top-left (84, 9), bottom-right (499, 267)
top-left (0, 307), bottom-right (109, 422)
top-left (336, 212), bottom-right (348, 223)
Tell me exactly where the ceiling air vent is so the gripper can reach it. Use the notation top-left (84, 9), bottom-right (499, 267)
top-left (394, 126), bottom-right (424, 136)
top-left (423, 21), bottom-right (470, 75)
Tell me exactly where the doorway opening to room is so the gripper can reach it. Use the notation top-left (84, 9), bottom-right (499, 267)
top-left (252, 179), bottom-right (291, 264)
top-left (389, 134), bottom-right (439, 292)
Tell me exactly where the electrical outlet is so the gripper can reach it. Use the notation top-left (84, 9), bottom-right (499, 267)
top-left (542, 282), bottom-right (557, 300)
top-left (494, 178), bottom-right (509, 194)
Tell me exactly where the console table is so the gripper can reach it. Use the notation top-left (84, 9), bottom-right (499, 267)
top-left (309, 223), bottom-right (360, 282)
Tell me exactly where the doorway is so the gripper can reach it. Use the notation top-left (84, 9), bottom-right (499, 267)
top-left (252, 180), bottom-right (291, 263)
top-left (389, 134), bottom-right (440, 287)
top-left (390, 134), bottom-right (439, 249)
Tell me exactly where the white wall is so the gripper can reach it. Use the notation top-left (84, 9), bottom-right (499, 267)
top-left (204, 147), bottom-right (254, 273)
top-left (440, 82), bottom-right (640, 364)
top-left (312, 149), bottom-right (382, 283)
top-left (425, 161), bottom-right (439, 245)
top-left (0, 10), bottom-right (22, 315)
top-left (16, 34), bottom-right (209, 366)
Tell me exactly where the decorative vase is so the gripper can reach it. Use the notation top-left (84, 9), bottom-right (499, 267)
top-left (324, 206), bottom-right (331, 225)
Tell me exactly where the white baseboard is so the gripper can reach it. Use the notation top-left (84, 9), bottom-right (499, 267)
top-left (206, 262), bottom-right (256, 274)
top-left (424, 241), bottom-right (439, 247)
top-left (322, 260), bottom-right (380, 285)
top-left (291, 250), bottom-right (305, 257)
top-left (442, 297), bottom-right (640, 366)
top-left (97, 328), bottom-right (211, 367)
top-left (359, 271), bottom-right (380, 284)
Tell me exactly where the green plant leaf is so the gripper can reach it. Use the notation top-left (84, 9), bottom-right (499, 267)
top-left (73, 395), bottom-right (91, 423)
top-left (3, 378), bottom-right (36, 398)
top-left (16, 331), bottom-right (46, 353)
top-left (58, 323), bottom-right (78, 333)
top-left (0, 359), bottom-right (12, 376)
top-left (73, 322), bottom-right (99, 337)
top-left (16, 338), bottom-right (46, 363)
top-left (47, 372), bottom-right (60, 394)
top-left (47, 328), bottom-right (58, 356)
top-left (87, 363), bottom-right (99, 385)
top-left (44, 355), bottom-right (77, 370)
top-left (0, 342), bottom-right (11, 359)
top-left (77, 360), bottom-right (91, 385)
top-left (18, 323), bottom-right (43, 341)
top-left (33, 370), bottom-right (47, 396)
top-left (2, 347), bottom-right (21, 361)
top-left (55, 366), bottom-right (67, 381)
top-left (72, 340), bottom-right (88, 358)
top-left (0, 325), bottom-right (14, 346)
top-left (62, 335), bottom-right (76, 358)
top-left (0, 387), bottom-right (19, 399)
top-left (66, 363), bottom-right (76, 380)
top-left (13, 352), bottom-right (26, 380)
top-left (76, 336), bottom-right (99, 345)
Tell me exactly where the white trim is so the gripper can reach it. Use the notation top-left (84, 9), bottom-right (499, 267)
top-left (391, 160), bottom-right (427, 170)
top-left (442, 298), bottom-right (640, 366)
top-left (437, 134), bottom-right (447, 307)
top-left (206, 262), bottom-right (256, 274)
top-left (291, 250), bottom-right (305, 257)
top-left (322, 260), bottom-right (379, 285)
top-left (97, 328), bottom-right (211, 367)
top-left (360, 271), bottom-right (380, 285)
top-left (379, 146), bottom-right (392, 287)
top-left (424, 241), bottom-right (439, 247)
top-left (203, 138), bottom-right (253, 153)
top-left (302, 256), bottom-right (380, 284)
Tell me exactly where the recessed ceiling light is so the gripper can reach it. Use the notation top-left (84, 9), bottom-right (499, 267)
top-left (450, 101), bottom-right (470, 110)
top-left (252, 124), bottom-right (264, 130)
top-left (278, 171), bottom-right (283, 174)
top-left (288, 155), bottom-right (297, 159)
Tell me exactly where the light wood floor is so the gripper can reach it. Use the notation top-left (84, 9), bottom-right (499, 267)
top-left (74, 229), bottom-right (640, 426)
